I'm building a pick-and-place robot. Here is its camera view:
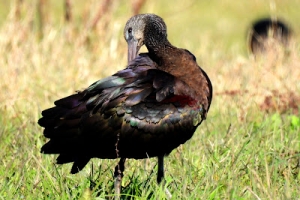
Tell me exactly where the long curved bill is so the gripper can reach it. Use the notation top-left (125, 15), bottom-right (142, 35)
top-left (127, 39), bottom-right (141, 63)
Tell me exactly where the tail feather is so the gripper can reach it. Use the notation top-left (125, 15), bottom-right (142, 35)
top-left (56, 154), bottom-right (91, 174)
top-left (71, 157), bottom-right (91, 174)
top-left (56, 154), bottom-right (74, 164)
top-left (39, 101), bottom-right (86, 124)
top-left (43, 127), bottom-right (79, 138)
top-left (39, 92), bottom-right (89, 139)
top-left (40, 93), bottom-right (88, 154)
top-left (41, 139), bottom-right (73, 154)
top-left (54, 93), bottom-right (85, 109)
top-left (41, 106), bottom-right (65, 117)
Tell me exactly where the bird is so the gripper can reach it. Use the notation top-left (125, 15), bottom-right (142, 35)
top-left (248, 17), bottom-right (290, 55)
top-left (38, 13), bottom-right (213, 197)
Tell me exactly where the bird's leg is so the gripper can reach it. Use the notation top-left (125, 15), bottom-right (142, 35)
top-left (157, 155), bottom-right (172, 199)
top-left (157, 155), bottom-right (164, 184)
top-left (114, 157), bottom-right (126, 199)
top-left (114, 132), bottom-right (126, 199)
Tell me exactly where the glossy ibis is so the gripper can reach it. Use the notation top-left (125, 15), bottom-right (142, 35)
top-left (248, 17), bottom-right (291, 55)
top-left (38, 13), bottom-right (213, 197)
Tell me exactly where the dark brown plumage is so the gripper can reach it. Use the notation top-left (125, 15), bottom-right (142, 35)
top-left (248, 17), bottom-right (291, 55)
top-left (38, 13), bottom-right (212, 196)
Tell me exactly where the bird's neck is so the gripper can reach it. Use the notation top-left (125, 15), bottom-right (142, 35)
top-left (148, 45), bottom-right (210, 104)
top-left (146, 41), bottom-right (174, 65)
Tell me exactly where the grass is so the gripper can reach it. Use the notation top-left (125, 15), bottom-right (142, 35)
top-left (0, 0), bottom-right (299, 199)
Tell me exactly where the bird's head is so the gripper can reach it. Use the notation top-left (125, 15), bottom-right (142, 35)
top-left (124, 13), bottom-right (168, 62)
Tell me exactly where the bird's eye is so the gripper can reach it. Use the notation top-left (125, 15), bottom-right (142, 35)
top-left (128, 27), bottom-right (132, 34)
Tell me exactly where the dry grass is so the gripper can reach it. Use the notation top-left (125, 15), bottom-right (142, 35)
top-left (0, 0), bottom-right (299, 199)
top-left (214, 39), bottom-right (300, 116)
